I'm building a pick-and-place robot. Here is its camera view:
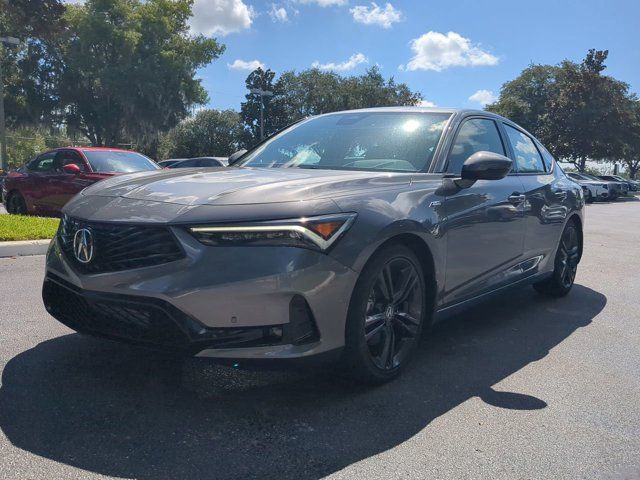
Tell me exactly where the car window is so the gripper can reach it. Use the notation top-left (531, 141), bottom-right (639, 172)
top-left (239, 112), bottom-right (451, 173)
top-left (174, 159), bottom-right (199, 168)
top-left (83, 150), bottom-right (159, 173)
top-left (503, 125), bottom-right (546, 173)
top-left (198, 159), bottom-right (223, 167)
top-left (446, 118), bottom-right (505, 175)
top-left (28, 152), bottom-right (56, 172)
top-left (536, 142), bottom-right (554, 171)
top-left (55, 150), bottom-right (86, 172)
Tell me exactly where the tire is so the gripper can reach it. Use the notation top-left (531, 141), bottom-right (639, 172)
top-left (6, 192), bottom-right (27, 215)
top-left (341, 244), bottom-right (427, 385)
top-left (533, 221), bottom-right (581, 297)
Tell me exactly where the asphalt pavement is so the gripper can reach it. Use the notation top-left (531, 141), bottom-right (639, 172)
top-left (0, 200), bottom-right (639, 480)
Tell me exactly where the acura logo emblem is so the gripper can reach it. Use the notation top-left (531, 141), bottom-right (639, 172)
top-left (73, 228), bottom-right (94, 264)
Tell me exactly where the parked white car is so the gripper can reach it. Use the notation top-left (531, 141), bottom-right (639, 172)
top-left (567, 173), bottom-right (611, 202)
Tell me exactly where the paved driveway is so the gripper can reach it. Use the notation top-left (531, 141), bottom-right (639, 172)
top-left (0, 201), bottom-right (639, 480)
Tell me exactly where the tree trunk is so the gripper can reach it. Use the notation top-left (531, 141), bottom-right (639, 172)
top-left (578, 157), bottom-right (587, 172)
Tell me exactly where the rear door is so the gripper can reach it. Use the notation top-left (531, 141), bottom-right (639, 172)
top-left (23, 152), bottom-right (57, 214)
top-left (502, 124), bottom-right (565, 260)
top-left (441, 116), bottom-right (527, 305)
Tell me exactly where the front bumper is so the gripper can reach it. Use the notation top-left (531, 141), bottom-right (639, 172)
top-left (43, 228), bottom-right (359, 360)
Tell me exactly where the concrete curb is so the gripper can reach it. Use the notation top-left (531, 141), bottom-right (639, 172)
top-left (0, 239), bottom-right (51, 258)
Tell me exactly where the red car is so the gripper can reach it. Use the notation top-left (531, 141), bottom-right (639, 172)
top-left (2, 147), bottom-right (159, 216)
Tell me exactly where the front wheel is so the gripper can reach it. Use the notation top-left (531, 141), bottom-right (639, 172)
top-left (6, 192), bottom-right (27, 215)
top-left (341, 244), bottom-right (427, 385)
top-left (533, 221), bottom-right (581, 297)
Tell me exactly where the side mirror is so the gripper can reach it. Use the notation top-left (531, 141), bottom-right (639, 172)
top-left (63, 163), bottom-right (81, 174)
top-left (227, 149), bottom-right (247, 165)
top-left (461, 151), bottom-right (512, 181)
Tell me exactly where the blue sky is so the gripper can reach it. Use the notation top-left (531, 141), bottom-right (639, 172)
top-left (191, 0), bottom-right (640, 111)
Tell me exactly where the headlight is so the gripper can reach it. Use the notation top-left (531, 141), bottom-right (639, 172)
top-left (188, 213), bottom-right (357, 252)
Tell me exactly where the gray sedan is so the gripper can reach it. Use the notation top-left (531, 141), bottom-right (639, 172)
top-left (42, 108), bottom-right (584, 384)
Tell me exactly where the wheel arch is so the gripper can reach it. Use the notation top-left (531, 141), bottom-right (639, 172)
top-left (567, 213), bottom-right (583, 261)
top-left (351, 232), bottom-right (438, 324)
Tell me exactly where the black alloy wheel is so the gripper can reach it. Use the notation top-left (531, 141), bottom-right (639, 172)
top-left (534, 221), bottom-right (580, 297)
top-left (343, 244), bottom-right (427, 384)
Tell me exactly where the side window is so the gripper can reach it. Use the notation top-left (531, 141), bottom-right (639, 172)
top-left (178, 159), bottom-right (198, 168)
top-left (55, 150), bottom-right (86, 172)
top-left (447, 118), bottom-right (505, 175)
top-left (28, 153), bottom-right (56, 172)
top-left (536, 142), bottom-right (554, 172)
top-left (503, 125), bottom-right (545, 173)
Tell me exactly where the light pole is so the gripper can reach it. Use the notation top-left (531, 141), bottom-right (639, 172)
top-left (0, 36), bottom-right (21, 172)
top-left (250, 88), bottom-right (274, 141)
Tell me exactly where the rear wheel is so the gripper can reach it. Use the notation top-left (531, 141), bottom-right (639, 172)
top-left (342, 244), bottom-right (427, 384)
top-left (6, 192), bottom-right (27, 215)
top-left (533, 221), bottom-right (580, 297)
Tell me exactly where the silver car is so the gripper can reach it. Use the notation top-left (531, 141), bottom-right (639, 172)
top-left (43, 108), bottom-right (584, 384)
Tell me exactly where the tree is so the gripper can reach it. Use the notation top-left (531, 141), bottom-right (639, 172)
top-left (239, 68), bottom-right (287, 147)
top-left (158, 109), bottom-right (243, 159)
top-left (620, 100), bottom-right (640, 179)
top-left (487, 50), bottom-right (635, 172)
top-left (0, 0), bottom-right (66, 127)
top-left (59, 0), bottom-right (224, 146)
top-left (240, 66), bottom-right (422, 147)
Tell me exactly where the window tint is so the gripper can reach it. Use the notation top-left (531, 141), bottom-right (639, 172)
top-left (537, 142), bottom-right (554, 171)
top-left (198, 158), bottom-right (223, 167)
top-left (83, 150), bottom-right (159, 173)
top-left (55, 150), bottom-right (86, 172)
top-left (28, 152), bottom-right (56, 172)
top-left (240, 112), bottom-right (451, 173)
top-left (504, 125), bottom-right (545, 173)
top-left (174, 159), bottom-right (199, 168)
top-left (447, 118), bottom-right (505, 175)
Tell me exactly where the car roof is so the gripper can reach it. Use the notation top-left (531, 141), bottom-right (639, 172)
top-left (315, 106), bottom-right (502, 118)
top-left (42, 146), bottom-right (140, 154)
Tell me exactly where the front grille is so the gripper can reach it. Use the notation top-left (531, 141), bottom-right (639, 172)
top-left (59, 215), bottom-right (184, 274)
top-left (42, 274), bottom-right (286, 352)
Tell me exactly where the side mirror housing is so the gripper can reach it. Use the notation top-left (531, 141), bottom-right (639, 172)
top-left (63, 163), bottom-right (81, 174)
top-left (227, 149), bottom-right (247, 165)
top-left (461, 151), bottom-right (512, 181)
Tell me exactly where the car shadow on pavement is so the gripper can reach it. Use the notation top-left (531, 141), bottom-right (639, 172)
top-left (0, 285), bottom-right (606, 480)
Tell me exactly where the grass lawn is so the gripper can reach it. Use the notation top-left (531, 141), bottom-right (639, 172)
top-left (0, 214), bottom-right (60, 241)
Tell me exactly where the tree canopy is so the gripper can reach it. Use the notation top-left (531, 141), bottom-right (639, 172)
top-left (488, 50), bottom-right (639, 173)
top-left (158, 109), bottom-right (242, 159)
top-left (240, 66), bottom-right (423, 147)
top-left (58, 0), bottom-right (224, 147)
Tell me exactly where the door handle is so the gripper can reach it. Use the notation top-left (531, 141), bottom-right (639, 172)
top-left (508, 193), bottom-right (526, 204)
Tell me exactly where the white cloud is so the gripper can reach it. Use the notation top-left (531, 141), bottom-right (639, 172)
top-left (469, 89), bottom-right (497, 106)
top-left (350, 2), bottom-right (401, 29)
top-left (419, 99), bottom-right (436, 107)
top-left (269, 4), bottom-right (289, 22)
top-left (312, 53), bottom-right (369, 72)
top-left (404, 31), bottom-right (499, 72)
top-left (228, 59), bottom-right (265, 71)
top-left (297, 0), bottom-right (347, 7)
top-left (189, 0), bottom-right (255, 36)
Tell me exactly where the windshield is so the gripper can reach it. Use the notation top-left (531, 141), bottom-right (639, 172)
top-left (83, 151), bottom-right (159, 173)
top-left (238, 111), bottom-right (451, 172)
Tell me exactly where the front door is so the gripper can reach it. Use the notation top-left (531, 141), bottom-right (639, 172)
top-left (441, 117), bottom-right (527, 306)
top-left (46, 150), bottom-right (95, 213)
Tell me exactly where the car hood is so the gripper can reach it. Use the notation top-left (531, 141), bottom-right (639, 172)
top-left (80, 167), bottom-right (411, 206)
